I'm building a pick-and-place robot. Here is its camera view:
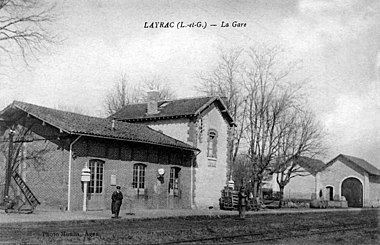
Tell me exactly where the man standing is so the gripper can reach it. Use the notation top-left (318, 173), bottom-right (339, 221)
top-left (238, 186), bottom-right (248, 219)
top-left (111, 185), bottom-right (123, 218)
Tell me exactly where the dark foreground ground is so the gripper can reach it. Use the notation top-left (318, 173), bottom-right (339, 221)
top-left (0, 209), bottom-right (379, 244)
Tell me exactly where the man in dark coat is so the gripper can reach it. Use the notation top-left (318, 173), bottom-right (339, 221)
top-left (111, 185), bottom-right (123, 218)
top-left (238, 186), bottom-right (248, 219)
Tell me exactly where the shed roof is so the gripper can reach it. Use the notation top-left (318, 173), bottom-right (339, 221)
top-left (326, 154), bottom-right (380, 176)
top-left (110, 96), bottom-right (235, 126)
top-left (0, 101), bottom-right (198, 151)
top-left (297, 157), bottom-right (326, 175)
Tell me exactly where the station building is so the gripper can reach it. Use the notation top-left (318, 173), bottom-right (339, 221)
top-left (0, 95), bottom-right (233, 211)
top-left (110, 92), bottom-right (235, 208)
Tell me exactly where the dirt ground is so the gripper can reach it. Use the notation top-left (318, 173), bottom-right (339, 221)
top-left (0, 209), bottom-right (379, 244)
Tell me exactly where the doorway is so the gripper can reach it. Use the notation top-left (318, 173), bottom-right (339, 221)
top-left (341, 177), bottom-right (363, 207)
top-left (168, 167), bottom-right (181, 208)
top-left (326, 186), bottom-right (334, 201)
top-left (87, 159), bottom-right (105, 210)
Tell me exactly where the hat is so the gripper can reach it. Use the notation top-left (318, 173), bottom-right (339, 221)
top-left (116, 185), bottom-right (121, 189)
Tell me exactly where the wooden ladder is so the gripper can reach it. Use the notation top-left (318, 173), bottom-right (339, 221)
top-left (12, 171), bottom-right (40, 210)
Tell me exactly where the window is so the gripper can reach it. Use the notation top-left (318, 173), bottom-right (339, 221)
top-left (169, 167), bottom-right (181, 196)
top-left (132, 164), bottom-right (146, 189)
top-left (207, 130), bottom-right (218, 158)
top-left (197, 119), bottom-right (204, 142)
top-left (89, 159), bottom-right (104, 194)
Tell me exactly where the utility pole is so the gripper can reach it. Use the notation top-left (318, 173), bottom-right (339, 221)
top-left (3, 130), bottom-right (14, 202)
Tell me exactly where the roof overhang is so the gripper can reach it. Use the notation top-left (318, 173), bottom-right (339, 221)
top-left (194, 97), bottom-right (235, 126)
top-left (0, 101), bottom-right (199, 153)
top-left (72, 132), bottom-right (200, 153)
top-left (0, 102), bottom-right (70, 134)
top-left (120, 113), bottom-right (195, 122)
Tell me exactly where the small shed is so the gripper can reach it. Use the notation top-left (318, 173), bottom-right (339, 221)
top-left (319, 154), bottom-right (380, 208)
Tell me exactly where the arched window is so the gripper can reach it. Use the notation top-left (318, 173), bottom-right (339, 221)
top-left (89, 159), bottom-right (104, 194)
top-left (132, 164), bottom-right (146, 190)
top-left (207, 129), bottom-right (218, 159)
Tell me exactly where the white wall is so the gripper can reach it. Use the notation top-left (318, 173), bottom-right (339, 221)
top-left (194, 107), bottom-right (228, 208)
top-left (271, 169), bottom-right (317, 200)
top-left (319, 160), bottom-right (367, 206)
top-left (145, 118), bottom-right (191, 144)
top-left (141, 106), bottom-right (229, 209)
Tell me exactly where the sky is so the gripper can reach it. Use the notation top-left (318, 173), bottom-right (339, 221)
top-left (0, 0), bottom-right (379, 166)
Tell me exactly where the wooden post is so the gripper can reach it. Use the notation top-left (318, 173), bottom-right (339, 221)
top-left (3, 130), bottom-right (14, 202)
top-left (83, 181), bottom-right (88, 211)
top-left (81, 162), bottom-right (91, 212)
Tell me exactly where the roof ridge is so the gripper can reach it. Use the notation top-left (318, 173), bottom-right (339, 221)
top-left (12, 100), bottom-right (173, 128)
top-left (340, 154), bottom-right (367, 163)
top-left (13, 100), bottom-right (104, 120)
top-left (330, 154), bottom-right (380, 175)
top-left (110, 95), bottom-right (235, 126)
top-left (120, 95), bottom-right (217, 106)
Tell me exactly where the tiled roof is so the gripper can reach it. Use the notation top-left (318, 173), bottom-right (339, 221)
top-left (1, 101), bottom-right (197, 151)
top-left (110, 96), bottom-right (234, 125)
top-left (327, 154), bottom-right (380, 176)
top-left (297, 157), bottom-right (325, 175)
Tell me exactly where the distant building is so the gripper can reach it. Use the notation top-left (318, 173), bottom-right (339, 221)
top-left (267, 154), bottom-right (380, 208)
top-left (264, 157), bottom-right (325, 200)
top-left (111, 92), bottom-right (235, 208)
top-left (319, 154), bottom-right (380, 208)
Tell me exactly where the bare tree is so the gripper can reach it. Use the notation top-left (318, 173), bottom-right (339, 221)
top-left (138, 75), bottom-right (177, 102)
top-left (103, 74), bottom-right (141, 116)
top-left (0, 0), bottom-right (58, 66)
top-left (242, 45), bottom-right (303, 198)
top-left (273, 109), bottom-right (325, 207)
top-left (197, 49), bottom-right (247, 179)
top-left (231, 153), bottom-right (253, 188)
top-left (198, 45), bottom-right (324, 200)
top-left (104, 74), bottom-right (177, 116)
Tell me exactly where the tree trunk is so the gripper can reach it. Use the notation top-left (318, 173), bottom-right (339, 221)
top-left (252, 180), bottom-right (259, 198)
top-left (252, 179), bottom-right (262, 199)
top-left (279, 186), bottom-right (284, 208)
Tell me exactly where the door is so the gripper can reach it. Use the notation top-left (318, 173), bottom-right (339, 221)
top-left (168, 167), bottom-right (181, 209)
top-left (132, 164), bottom-right (146, 207)
top-left (87, 159), bottom-right (105, 210)
top-left (342, 177), bottom-right (363, 208)
top-left (326, 186), bottom-right (334, 201)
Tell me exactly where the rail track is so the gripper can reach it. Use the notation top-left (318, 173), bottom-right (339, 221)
top-left (0, 209), bottom-right (378, 244)
top-left (155, 221), bottom-right (377, 244)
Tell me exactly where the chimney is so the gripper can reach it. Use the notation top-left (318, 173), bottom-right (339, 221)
top-left (147, 90), bottom-right (159, 115)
